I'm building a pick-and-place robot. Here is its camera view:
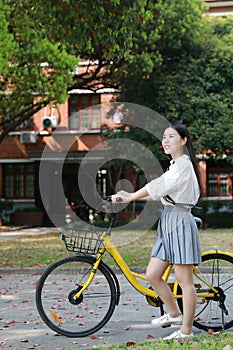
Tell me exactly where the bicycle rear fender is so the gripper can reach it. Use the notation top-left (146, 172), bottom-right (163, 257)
top-left (201, 250), bottom-right (233, 258)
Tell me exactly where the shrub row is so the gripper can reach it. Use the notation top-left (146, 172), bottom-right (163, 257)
top-left (193, 199), bottom-right (233, 228)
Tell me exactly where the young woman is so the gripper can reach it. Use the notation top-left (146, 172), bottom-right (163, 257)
top-left (111, 122), bottom-right (202, 340)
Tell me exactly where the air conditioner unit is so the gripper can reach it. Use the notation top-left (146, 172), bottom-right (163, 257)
top-left (20, 132), bottom-right (38, 144)
top-left (42, 116), bottom-right (59, 129)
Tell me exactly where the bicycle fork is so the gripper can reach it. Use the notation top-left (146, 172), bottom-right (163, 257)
top-left (72, 250), bottom-right (105, 301)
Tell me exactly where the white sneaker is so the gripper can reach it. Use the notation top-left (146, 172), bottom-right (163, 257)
top-left (151, 313), bottom-right (182, 327)
top-left (163, 330), bottom-right (194, 340)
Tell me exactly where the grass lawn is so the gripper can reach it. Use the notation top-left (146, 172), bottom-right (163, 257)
top-left (75, 332), bottom-right (233, 350)
top-left (1, 228), bottom-right (232, 350)
top-left (0, 227), bottom-right (232, 268)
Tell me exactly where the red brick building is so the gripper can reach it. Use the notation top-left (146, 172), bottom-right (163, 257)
top-left (204, 0), bottom-right (233, 15)
top-left (0, 1), bottom-right (232, 224)
top-left (0, 89), bottom-right (119, 222)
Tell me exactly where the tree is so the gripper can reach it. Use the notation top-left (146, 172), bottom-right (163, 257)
top-left (0, 1), bottom-right (14, 73)
top-left (0, 0), bottom-right (166, 142)
top-left (118, 15), bottom-right (233, 162)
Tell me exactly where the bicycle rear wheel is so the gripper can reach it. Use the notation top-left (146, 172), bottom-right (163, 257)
top-left (177, 252), bottom-right (233, 332)
top-left (36, 255), bottom-right (117, 337)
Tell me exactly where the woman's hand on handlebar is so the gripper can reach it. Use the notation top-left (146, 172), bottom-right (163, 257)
top-left (111, 190), bottom-right (133, 204)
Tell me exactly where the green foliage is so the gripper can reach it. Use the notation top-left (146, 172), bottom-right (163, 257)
top-left (0, 0), bottom-right (80, 141)
top-left (155, 0), bottom-right (206, 52)
top-left (119, 15), bottom-right (233, 162)
top-left (0, 0), bottom-right (166, 141)
top-left (84, 332), bottom-right (233, 350)
top-left (0, 1), bottom-right (15, 73)
top-left (0, 198), bottom-right (14, 215)
top-left (193, 199), bottom-right (233, 228)
top-left (14, 206), bottom-right (42, 213)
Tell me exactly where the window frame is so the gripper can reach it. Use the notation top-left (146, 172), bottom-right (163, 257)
top-left (207, 167), bottom-right (232, 197)
top-left (4, 163), bottom-right (35, 199)
top-left (68, 94), bottom-right (101, 130)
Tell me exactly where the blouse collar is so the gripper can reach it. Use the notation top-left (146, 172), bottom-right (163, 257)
top-left (170, 154), bottom-right (189, 164)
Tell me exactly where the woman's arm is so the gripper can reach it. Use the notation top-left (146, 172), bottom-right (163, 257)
top-left (112, 187), bottom-right (149, 203)
top-left (140, 196), bottom-right (152, 201)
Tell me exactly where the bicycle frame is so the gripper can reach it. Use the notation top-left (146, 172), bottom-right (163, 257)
top-left (73, 231), bottom-right (230, 302)
top-left (36, 199), bottom-right (233, 337)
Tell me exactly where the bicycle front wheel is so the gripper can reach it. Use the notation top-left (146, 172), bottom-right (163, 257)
top-left (35, 255), bottom-right (117, 337)
top-left (194, 252), bottom-right (233, 332)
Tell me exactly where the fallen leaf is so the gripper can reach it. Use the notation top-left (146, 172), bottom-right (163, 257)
top-left (0, 341), bottom-right (12, 349)
top-left (126, 341), bottom-right (136, 347)
top-left (24, 306), bottom-right (31, 311)
top-left (147, 334), bottom-right (154, 339)
top-left (90, 335), bottom-right (104, 340)
top-left (5, 320), bottom-right (16, 325)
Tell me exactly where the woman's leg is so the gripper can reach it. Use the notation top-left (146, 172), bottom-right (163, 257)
top-left (146, 257), bottom-right (181, 317)
top-left (174, 264), bottom-right (196, 334)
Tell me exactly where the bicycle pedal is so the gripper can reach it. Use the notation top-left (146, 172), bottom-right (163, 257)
top-left (162, 324), bottom-right (171, 328)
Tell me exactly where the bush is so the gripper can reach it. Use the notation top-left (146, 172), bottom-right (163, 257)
top-left (193, 199), bottom-right (233, 228)
top-left (15, 206), bottom-right (42, 213)
top-left (0, 199), bottom-right (14, 214)
top-left (0, 199), bottom-right (14, 224)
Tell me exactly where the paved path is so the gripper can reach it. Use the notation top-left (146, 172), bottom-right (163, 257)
top-left (0, 227), bottom-right (204, 349)
top-left (0, 271), bottom-right (203, 350)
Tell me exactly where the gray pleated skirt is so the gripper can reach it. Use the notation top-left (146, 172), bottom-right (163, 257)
top-left (151, 206), bottom-right (202, 265)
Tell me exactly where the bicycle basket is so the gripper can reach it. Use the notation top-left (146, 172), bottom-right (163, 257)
top-left (61, 229), bottom-right (103, 255)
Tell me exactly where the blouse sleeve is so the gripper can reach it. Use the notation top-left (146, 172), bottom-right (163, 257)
top-left (145, 159), bottom-right (190, 200)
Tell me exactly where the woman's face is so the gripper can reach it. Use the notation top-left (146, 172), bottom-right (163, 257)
top-left (162, 127), bottom-right (187, 159)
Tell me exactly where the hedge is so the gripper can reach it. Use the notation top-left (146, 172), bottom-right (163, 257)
top-left (193, 199), bottom-right (233, 228)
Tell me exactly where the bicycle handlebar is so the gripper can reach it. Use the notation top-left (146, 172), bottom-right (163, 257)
top-left (103, 195), bottom-right (123, 203)
top-left (102, 195), bottom-right (112, 202)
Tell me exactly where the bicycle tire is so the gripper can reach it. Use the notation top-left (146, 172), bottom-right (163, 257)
top-left (177, 252), bottom-right (233, 332)
top-left (35, 255), bottom-right (117, 337)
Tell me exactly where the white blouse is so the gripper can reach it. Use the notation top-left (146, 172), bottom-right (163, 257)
top-left (145, 155), bottom-right (200, 207)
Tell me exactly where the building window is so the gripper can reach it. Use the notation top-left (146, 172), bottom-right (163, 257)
top-left (207, 168), bottom-right (232, 197)
top-left (4, 163), bottom-right (34, 199)
top-left (69, 94), bottom-right (101, 129)
top-left (16, 117), bottom-right (34, 130)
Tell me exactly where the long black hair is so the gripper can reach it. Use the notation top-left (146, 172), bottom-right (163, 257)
top-left (168, 122), bottom-right (202, 192)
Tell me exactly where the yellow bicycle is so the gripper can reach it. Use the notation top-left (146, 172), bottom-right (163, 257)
top-left (36, 197), bottom-right (233, 338)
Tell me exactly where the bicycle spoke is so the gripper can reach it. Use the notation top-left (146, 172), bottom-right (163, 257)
top-left (193, 253), bottom-right (233, 332)
top-left (36, 255), bottom-right (116, 337)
